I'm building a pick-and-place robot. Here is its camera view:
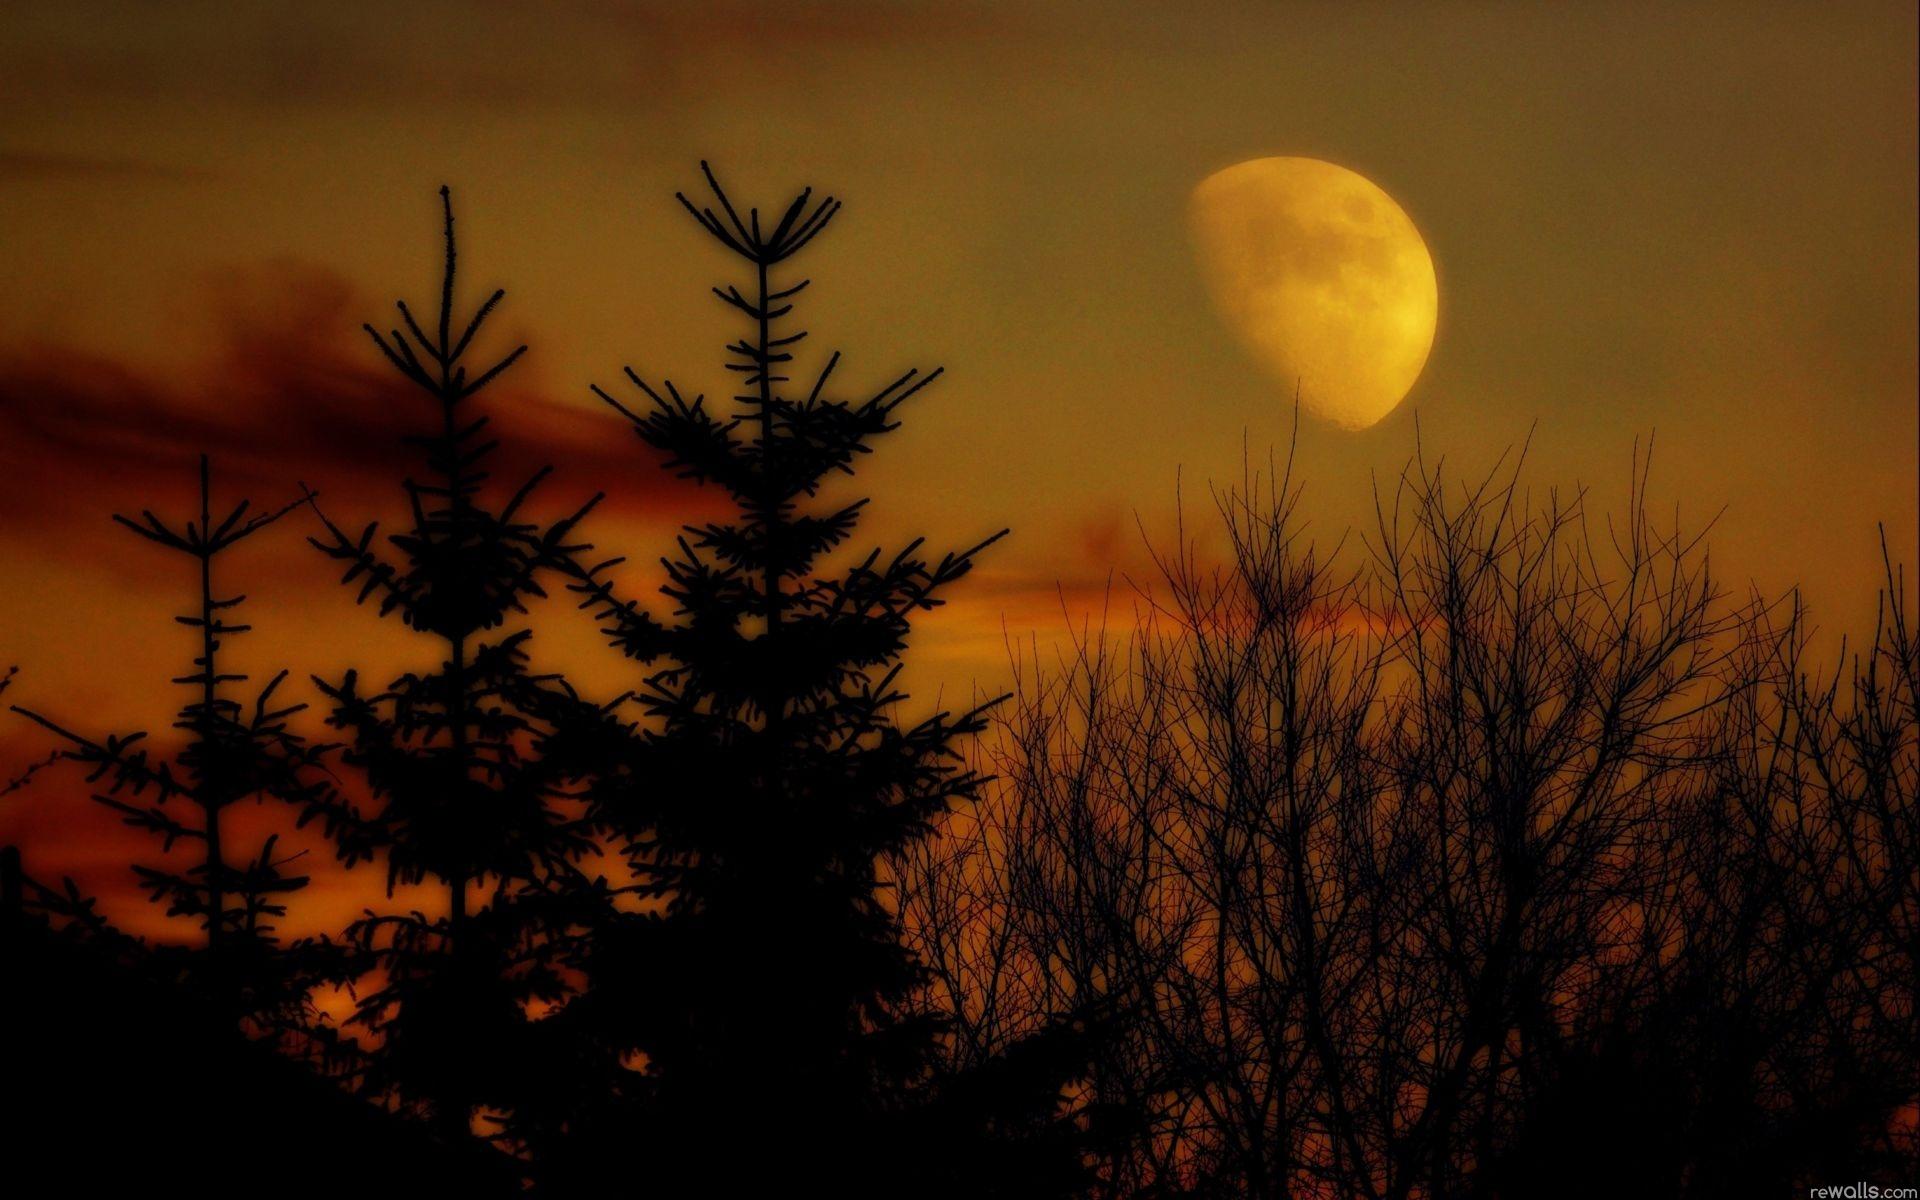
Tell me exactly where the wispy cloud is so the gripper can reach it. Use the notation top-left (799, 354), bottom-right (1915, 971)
top-left (0, 149), bottom-right (207, 182)
top-left (0, 2), bottom-right (1030, 111)
top-left (0, 259), bottom-right (707, 560)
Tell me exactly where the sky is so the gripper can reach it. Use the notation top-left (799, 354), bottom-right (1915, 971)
top-left (1, 0), bottom-right (1915, 935)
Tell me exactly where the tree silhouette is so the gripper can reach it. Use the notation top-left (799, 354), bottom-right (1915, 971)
top-left (7, 456), bottom-right (333, 1029)
top-left (562, 163), bottom-right (1092, 1196)
top-left (303, 187), bottom-right (604, 1148)
top-left (906, 446), bottom-right (1918, 1198)
top-left (0, 170), bottom-right (1908, 1198)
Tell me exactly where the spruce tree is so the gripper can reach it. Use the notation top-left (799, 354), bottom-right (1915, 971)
top-left (565, 164), bottom-right (1090, 1196)
top-left (304, 188), bottom-right (603, 1146)
top-left (8, 456), bottom-right (330, 1030)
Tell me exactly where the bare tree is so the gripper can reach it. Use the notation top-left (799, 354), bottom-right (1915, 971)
top-left (905, 442), bottom-right (1918, 1198)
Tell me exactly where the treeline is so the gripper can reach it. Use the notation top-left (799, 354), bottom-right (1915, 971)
top-left (3, 169), bottom-right (1088, 1198)
top-left (900, 453), bottom-right (1919, 1197)
top-left (1, 169), bottom-right (1914, 1199)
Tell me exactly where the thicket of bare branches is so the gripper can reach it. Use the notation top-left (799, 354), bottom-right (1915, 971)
top-left (899, 445), bottom-right (1917, 1199)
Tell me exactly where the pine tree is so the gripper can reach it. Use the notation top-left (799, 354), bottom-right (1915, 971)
top-left (8, 456), bottom-right (330, 1030)
top-left (565, 164), bottom-right (1091, 1196)
top-left (304, 188), bottom-right (605, 1147)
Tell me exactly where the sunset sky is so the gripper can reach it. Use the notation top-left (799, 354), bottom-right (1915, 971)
top-left (2, 1), bottom-right (1915, 935)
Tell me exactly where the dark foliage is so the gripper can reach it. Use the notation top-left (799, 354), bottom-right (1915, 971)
top-left (302, 187), bottom-right (610, 1145)
top-left (557, 163), bottom-right (1094, 1196)
top-left (8, 456), bottom-right (340, 1029)
top-left (0, 852), bottom-right (520, 1199)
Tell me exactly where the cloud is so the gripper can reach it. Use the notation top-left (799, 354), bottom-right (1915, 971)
top-left (0, 2), bottom-right (1030, 112)
top-left (0, 259), bottom-right (710, 564)
top-left (0, 149), bottom-right (208, 182)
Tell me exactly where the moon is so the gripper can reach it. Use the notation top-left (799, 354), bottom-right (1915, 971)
top-left (1189, 157), bottom-right (1438, 430)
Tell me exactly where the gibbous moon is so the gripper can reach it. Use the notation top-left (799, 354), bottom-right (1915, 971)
top-left (1190, 157), bottom-right (1438, 430)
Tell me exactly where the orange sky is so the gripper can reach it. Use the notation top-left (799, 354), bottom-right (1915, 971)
top-left (1, 1), bottom-right (1915, 940)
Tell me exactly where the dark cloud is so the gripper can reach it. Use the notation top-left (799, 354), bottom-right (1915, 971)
top-left (0, 149), bottom-right (207, 182)
top-left (0, 259), bottom-right (709, 560)
top-left (0, 2), bottom-right (1028, 111)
